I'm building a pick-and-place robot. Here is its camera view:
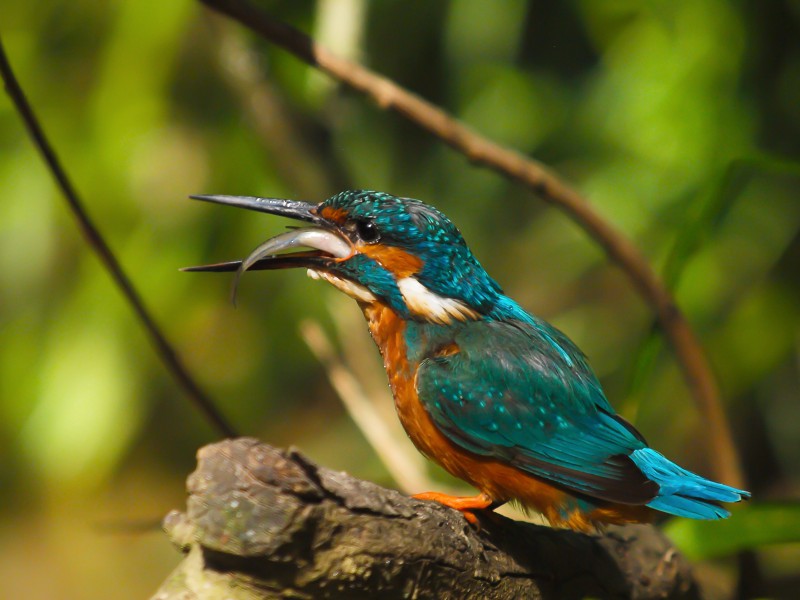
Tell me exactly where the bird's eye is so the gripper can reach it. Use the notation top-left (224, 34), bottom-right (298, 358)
top-left (355, 219), bottom-right (380, 244)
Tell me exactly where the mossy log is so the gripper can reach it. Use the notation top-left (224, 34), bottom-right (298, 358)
top-left (153, 437), bottom-right (700, 599)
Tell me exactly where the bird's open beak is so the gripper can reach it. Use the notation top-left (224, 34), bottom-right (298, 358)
top-left (182, 195), bottom-right (354, 300)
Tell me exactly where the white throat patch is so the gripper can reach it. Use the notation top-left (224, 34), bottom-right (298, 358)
top-left (307, 269), bottom-right (377, 304)
top-left (396, 277), bottom-right (478, 324)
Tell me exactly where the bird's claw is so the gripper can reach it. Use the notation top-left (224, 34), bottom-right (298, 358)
top-left (412, 491), bottom-right (494, 526)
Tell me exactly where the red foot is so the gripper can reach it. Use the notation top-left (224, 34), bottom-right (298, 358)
top-left (412, 492), bottom-right (494, 525)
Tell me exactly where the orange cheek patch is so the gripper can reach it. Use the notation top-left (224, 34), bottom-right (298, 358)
top-left (360, 245), bottom-right (423, 278)
top-left (317, 206), bottom-right (349, 224)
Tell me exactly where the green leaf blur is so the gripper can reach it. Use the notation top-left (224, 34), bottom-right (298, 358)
top-left (1, 1), bottom-right (798, 598)
top-left (665, 503), bottom-right (800, 560)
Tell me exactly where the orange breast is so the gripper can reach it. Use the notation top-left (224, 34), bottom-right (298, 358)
top-left (360, 301), bottom-right (653, 531)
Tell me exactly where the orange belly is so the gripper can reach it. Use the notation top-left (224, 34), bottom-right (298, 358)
top-left (397, 366), bottom-right (652, 530)
top-left (361, 302), bottom-right (653, 532)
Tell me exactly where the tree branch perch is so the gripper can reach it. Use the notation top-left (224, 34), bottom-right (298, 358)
top-left (154, 438), bottom-right (699, 599)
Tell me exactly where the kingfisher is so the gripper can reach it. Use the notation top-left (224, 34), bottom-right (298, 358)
top-left (185, 190), bottom-right (749, 532)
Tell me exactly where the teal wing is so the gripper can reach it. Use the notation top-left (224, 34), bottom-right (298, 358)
top-left (416, 319), bottom-right (659, 504)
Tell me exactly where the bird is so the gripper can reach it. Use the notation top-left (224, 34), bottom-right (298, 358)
top-left (185, 190), bottom-right (749, 532)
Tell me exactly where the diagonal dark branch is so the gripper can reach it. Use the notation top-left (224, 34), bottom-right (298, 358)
top-left (196, 0), bottom-right (743, 488)
top-left (0, 36), bottom-right (237, 439)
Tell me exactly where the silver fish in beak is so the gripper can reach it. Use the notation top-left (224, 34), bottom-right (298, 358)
top-left (182, 195), bottom-right (353, 303)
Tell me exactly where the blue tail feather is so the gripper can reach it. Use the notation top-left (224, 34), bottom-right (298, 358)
top-left (630, 448), bottom-right (750, 520)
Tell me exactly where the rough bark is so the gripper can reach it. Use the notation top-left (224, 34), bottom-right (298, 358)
top-left (153, 438), bottom-right (700, 599)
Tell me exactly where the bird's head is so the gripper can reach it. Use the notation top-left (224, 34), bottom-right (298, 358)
top-left (185, 190), bottom-right (504, 323)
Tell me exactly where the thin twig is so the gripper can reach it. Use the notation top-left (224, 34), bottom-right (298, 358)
top-left (0, 36), bottom-right (236, 438)
top-left (327, 297), bottom-right (401, 428)
top-left (198, 0), bottom-right (743, 487)
top-left (213, 24), bottom-right (338, 199)
top-left (299, 319), bottom-right (430, 493)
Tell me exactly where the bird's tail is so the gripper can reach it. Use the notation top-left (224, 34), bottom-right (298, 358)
top-left (630, 448), bottom-right (750, 519)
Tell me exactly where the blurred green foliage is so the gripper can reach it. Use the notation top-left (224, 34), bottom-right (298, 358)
top-left (666, 503), bottom-right (800, 561)
top-left (1, 1), bottom-right (798, 598)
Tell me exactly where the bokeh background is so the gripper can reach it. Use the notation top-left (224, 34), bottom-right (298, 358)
top-left (1, 1), bottom-right (799, 598)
